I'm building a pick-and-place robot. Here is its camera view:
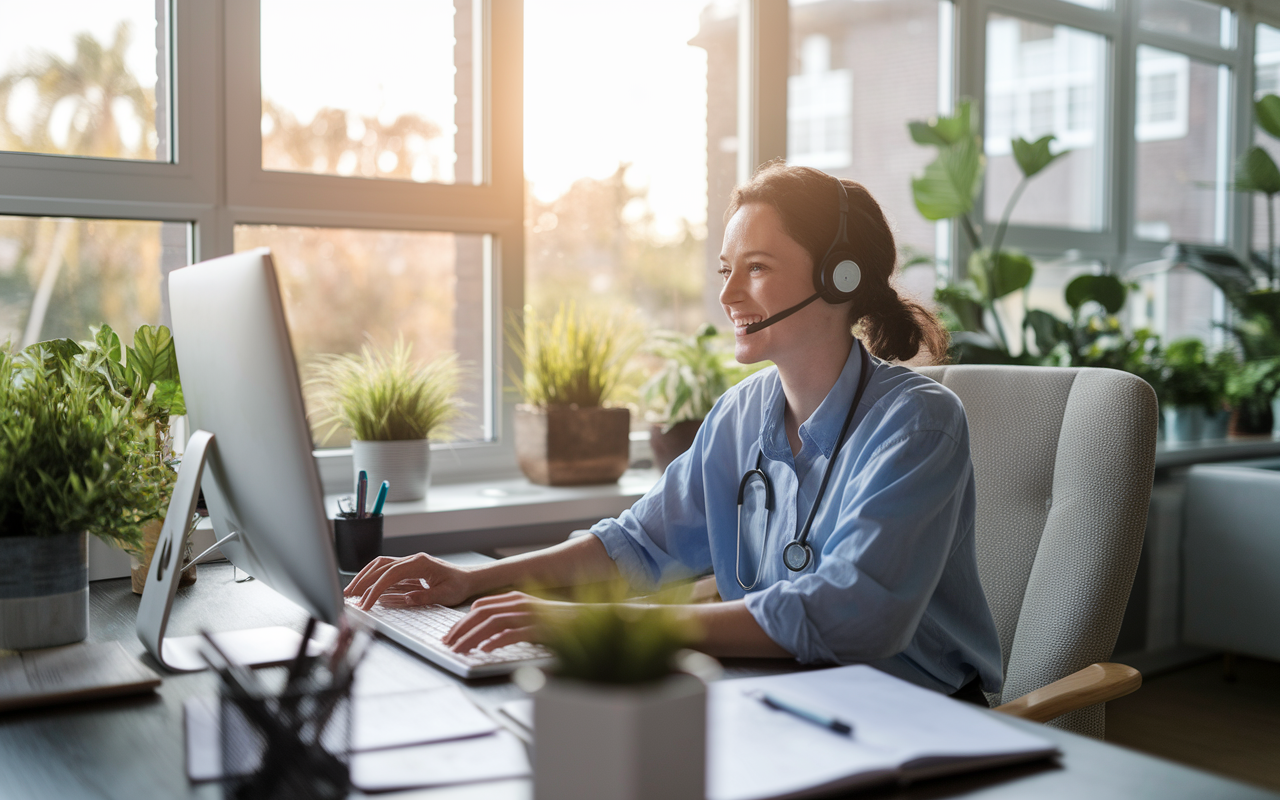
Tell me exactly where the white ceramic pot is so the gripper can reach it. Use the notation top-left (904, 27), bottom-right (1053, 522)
top-left (0, 531), bottom-right (89, 650)
top-left (351, 439), bottom-right (431, 503)
top-left (530, 671), bottom-right (706, 800)
top-left (1273, 396), bottom-right (1280, 437)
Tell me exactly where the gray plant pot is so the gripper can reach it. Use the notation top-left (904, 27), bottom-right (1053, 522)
top-left (1273, 397), bottom-right (1280, 437)
top-left (351, 438), bottom-right (431, 503)
top-left (1162, 406), bottom-right (1205, 443)
top-left (0, 531), bottom-right (89, 650)
top-left (1202, 408), bottom-right (1231, 441)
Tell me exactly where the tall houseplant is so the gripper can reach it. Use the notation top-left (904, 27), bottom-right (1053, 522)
top-left (910, 100), bottom-right (1071, 363)
top-left (640, 324), bottom-right (757, 472)
top-left (0, 341), bottom-right (169, 648)
top-left (511, 303), bottom-right (641, 486)
top-left (307, 338), bottom-right (461, 503)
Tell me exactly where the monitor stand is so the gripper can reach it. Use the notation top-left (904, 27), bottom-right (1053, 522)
top-left (135, 430), bottom-right (329, 672)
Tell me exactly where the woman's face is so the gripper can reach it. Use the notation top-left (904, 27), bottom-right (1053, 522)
top-left (719, 202), bottom-right (850, 365)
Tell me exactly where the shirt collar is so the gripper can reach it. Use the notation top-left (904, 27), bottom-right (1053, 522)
top-left (760, 338), bottom-right (868, 462)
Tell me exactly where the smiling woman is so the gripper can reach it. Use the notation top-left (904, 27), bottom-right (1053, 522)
top-left (351, 163), bottom-right (1002, 705)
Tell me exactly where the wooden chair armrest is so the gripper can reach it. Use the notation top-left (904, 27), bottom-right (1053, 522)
top-left (993, 662), bottom-right (1142, 724)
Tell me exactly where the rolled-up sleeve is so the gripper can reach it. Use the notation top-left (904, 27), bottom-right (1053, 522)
top-left (744, 426), bottom-right (972, 664)
top-left (590, 416), bottom-right (718, 591)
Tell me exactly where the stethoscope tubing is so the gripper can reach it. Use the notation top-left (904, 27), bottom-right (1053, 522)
top-left (735, 342), bottom-right (874, 590)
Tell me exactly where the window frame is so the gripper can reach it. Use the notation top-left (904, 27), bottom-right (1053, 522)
top-left (0, 0), bottom-right (526, 492)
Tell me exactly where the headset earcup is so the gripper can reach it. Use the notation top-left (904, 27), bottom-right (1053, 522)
top-left (816, 252), bottom-right (862, 303)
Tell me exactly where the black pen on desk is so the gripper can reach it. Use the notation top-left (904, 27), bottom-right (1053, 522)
top-left (752, 691), bottom-right (854, 736)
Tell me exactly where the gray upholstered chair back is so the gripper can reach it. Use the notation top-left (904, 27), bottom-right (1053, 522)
top-left (915, 365), bottom-right (1158, 737)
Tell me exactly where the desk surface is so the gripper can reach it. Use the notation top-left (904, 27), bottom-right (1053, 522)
top-left (2, 562), bottom-right (1275, 800)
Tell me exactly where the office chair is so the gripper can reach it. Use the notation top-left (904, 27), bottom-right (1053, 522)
top-left (915, 364), bottom-right (1157, 738)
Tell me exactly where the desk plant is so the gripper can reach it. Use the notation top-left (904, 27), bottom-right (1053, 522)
top-left (73, 324), bottom-right (191, 592)
top-left (0, 336), bottom-right (172, 649)
top-left (511, 303), bottom-right (641, 485)
top-left (1159, 338), bottom-right (1227, 442)
top-left (307, 338), bottom-right (461, 503)
top-left (516, 583), bottom-right (712, 800)
top-left (641, 323), bottom-right (757, 472)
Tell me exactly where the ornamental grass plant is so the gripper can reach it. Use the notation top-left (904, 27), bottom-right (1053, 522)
top-left (512, 303), bottom-right (641, 408)
top-left (306, 338), bottom-right (462, 442)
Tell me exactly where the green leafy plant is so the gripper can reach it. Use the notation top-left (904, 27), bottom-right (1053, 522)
top-left (0, 343), bottom-right (171, 552)
top-left (306, 338), bottom-right (462, 442)
top-left (1161, 338), bottom-right (1223, 413)
top-left (910, 100), bottom-right (1069, 361)
top-left (640, 324), bottom-right (758, 430)
top-left (512, 303), bottom-right (641, 408)
top-left (537, 582), bottom-right (699, 685)
top-left (1225, 356), bottom-right (1280, 427)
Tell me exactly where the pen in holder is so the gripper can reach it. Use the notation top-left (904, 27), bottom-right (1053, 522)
top-left (204, 621), bottom-right (370, 800)
top-left (333, 513), bottom-right (383, 573)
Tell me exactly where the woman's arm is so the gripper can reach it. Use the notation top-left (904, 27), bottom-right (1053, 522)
top-left (344, 533), bottom-right (620, 610)
top-left (441, 593), bottom-right (793, 660)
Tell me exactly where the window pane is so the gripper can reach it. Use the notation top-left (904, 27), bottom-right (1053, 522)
top-left (1138, 0), bottom-right (1235, 50)
top-left (1253, 24), bottom-right (1280, 260)
top-left (526, 0), bottom-right (720, 334)
top-left (0, 2), bottom-right (169, 161)
top-left (260, 0), bottom-right (481, 185)
top-left (1134, 46), bottom-right (1229, 244)
top-left (786, 0), bottom-right (949, 304)
top-left (0, 217), bottom-right (187, 346)
top-left (984, 16), bottom-right (1107, 232)
top-left (234, 225), bottom-right (489, 447)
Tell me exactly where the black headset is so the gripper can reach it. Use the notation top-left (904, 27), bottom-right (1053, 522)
top-left (743, 174), bottom-right (863, 335)
top-left (815, 176), bottom-right (863, 302)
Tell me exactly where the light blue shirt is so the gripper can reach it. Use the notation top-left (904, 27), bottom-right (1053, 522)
top-left (591, 340), bottom-right (1003, 695)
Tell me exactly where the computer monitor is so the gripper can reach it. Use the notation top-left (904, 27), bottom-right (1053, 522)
top-left (137, 248), bottom-right (344, 671)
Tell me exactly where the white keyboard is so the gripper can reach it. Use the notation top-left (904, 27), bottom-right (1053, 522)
top-left (344, 598), bottom-right (555, 679)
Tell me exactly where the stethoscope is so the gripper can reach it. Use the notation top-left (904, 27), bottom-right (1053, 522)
top-left (735, 341), bottom-right (874, 590)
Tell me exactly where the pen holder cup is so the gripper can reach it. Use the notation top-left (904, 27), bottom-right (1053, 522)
top-left (219, 670), bottom-right (351, 800)
top-left (333, 514), bottom-right (384, 573)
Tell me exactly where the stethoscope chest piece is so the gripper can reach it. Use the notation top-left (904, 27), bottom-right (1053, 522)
top-left (782, 541), bottom-right (812, 572)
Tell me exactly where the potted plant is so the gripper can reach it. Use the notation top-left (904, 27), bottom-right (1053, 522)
top-left (307, 338), bottom-right (461, 503)
top-left (641, 323), bottom-right (756, 472)
top-left (515, 585), bottom-right (714, 800)
top-left (1160, 338), bottom-right (1221, 442)
top-left (0, 343), bottom-right (163, 649)
top-left (1226, 356), bottom-right (1280, 435)
top-left (512, 303), bottom-right (640, 486)
top-left (71, 324), bottom-right (191, 593)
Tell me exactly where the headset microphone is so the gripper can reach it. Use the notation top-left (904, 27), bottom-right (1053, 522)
top-left (743, 293), bottom-right (820, 334)
top-left (741, 175), bottom-right (863, 336)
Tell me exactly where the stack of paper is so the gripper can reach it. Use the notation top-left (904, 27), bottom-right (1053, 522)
top-left (184, 646), bottom-right (531, 793)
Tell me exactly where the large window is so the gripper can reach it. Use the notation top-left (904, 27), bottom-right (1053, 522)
top-left (0, 0), bottom-right (521, 490)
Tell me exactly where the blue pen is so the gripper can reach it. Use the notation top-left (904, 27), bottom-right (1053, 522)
top-left (356, 470), bottom-right (368, 519)
top-left (754, 691), bottom-right (853, 736)
top-left (371, 481), bottom-right (389, 516)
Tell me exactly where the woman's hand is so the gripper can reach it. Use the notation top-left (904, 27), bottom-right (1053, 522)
top-left (343, 553), bottom-right (476, 610)
top-left (441, 591), bottom-right (577, 654)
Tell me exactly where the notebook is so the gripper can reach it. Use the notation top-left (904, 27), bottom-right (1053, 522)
top-left (707, 666), bottom-right (1057, 800)
top-left (0, 641), bottom-right (161, 713)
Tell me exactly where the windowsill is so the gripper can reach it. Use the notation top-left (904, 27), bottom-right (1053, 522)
top-left (1154, 434), bottom-right (1280, 469)
top-left (323, 468), bottom-right (661, 539)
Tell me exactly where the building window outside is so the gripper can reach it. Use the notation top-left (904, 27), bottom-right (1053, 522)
top-left (984, 15), bottom-right (1107, 232)
top-left (787, 34), bottom-right (853, 170)
top-left (1135, 49), bottom-right (1190, 142)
